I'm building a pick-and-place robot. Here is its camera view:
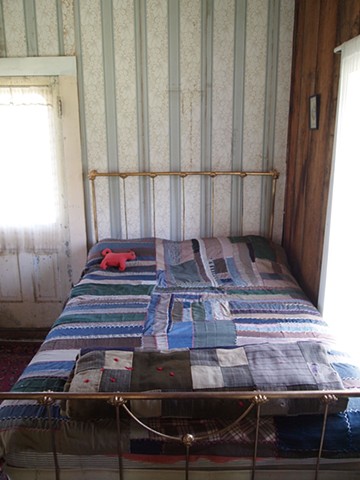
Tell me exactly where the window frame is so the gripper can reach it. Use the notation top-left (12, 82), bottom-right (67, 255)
top-left (0, 56), bottom-right (87, 282)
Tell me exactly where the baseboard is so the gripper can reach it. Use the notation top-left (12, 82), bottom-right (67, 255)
top-left (0, 327), bottom-right (48, 341)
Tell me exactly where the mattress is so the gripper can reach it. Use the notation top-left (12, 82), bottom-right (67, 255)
top-left (1, 236), bottom-right (360, 472)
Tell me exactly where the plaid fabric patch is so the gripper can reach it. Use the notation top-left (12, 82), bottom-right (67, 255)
top-left (65, 341), bottom-right (346, 419)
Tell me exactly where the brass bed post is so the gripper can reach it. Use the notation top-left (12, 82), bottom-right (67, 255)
top-left (121, 175), bottom-right (129, 240)
top-left (269, 169), bottom-right (279, 239)
top-left (38, 395), bottom-right (60, 480)
top-left (315, 395), bottom-right (338, 480)
top-left (210, 173), bottom-right (216, 238)
top-left (115, 404), bottom-right (123, 480)
top-left (236, 171), bottom-right (247, 238)
top-left (251, 395), bottom-right (268, 480)
top-left (151, 174), bottom-right (156, 238)
top-left (181, 173), bottom-right (186, 241)
top-left (182, 434), bottom-right (195, 480)
top-left (89, 169), bottom-right (99, 244)
top-left (109, 396), bottom-right (127, 480)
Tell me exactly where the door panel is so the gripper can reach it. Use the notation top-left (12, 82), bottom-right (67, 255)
top-left (0, 62), bottom-right (86, 329)
top-left (33, 253), bottom-right (61, 302)
top-left (0, 252), bottom-right (65, 327)
top-left (0, 254), bottom-right (22, 301)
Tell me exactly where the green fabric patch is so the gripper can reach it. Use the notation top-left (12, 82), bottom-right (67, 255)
top-left (247, 235), bottom-right (276, 261)
top-left (191, 302), bottom-right (205, 321)
top-left (230, 235), bottom-right (276, 261)
top-left (229, 236), bottom-right (247, 243)
top-left (171, 300), bottom-right (183, 323)
top-left (170, 260), bottom-right (202, 284)
top-left (130, 350), bottom-right (192, 391)
top-left (13, 377), bottom-right (65, 392)
top-left (54, 313), bottom-right (146, 327)
top-left (70, 283), bottom-right (155, 298)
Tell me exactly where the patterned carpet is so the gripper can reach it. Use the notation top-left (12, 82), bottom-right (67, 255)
top-left (0, 342), bottom-right (41, 392)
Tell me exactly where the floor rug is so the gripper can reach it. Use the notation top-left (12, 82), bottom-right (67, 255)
top-left (0, 342), bottom-right (41, 392)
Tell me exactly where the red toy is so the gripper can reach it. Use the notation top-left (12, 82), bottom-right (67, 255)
top-left (100, 248), bottom-right (136, 271)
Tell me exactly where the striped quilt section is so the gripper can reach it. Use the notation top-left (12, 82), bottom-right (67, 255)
top-left (1, 235), bottom-right (360, 461)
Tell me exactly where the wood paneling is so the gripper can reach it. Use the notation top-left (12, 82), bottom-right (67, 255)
top-left (283, 0), bottom-right (360, 305)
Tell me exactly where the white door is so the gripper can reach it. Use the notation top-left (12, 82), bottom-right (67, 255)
top-left (0, 64), bottom-right (86, 329)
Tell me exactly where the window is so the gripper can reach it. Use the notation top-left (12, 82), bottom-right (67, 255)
top-left (0, 77), bottom-right (63, 251)
top-left (319, 35), bottom-right (360, 364)
top-left (0, 57), bottom-right (86, 323)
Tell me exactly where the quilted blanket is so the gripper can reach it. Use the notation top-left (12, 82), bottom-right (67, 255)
top-left (1, 235), bottom-right (360, 462)
top-left (144, 236), bottom-right (326, 349)
top-left (64, 341), bottom-right (346, 419)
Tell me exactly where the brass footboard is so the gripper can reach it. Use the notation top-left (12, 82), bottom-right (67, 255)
top-left (1, 389), bottom-right (358, 480)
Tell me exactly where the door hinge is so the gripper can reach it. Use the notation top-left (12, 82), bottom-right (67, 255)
top-left (57, 97), bottom-right (63, 118)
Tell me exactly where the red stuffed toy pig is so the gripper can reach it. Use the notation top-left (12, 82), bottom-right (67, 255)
top-left (100, 248), bottom-right (136, 271)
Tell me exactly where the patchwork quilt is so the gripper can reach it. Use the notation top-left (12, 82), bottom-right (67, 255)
top-left (64, 341), bottom-right (347, 419)
top-left (1, 235), bottom-right (360, 462)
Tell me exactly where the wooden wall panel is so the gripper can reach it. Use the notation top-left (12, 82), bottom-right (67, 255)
top-left (283, 0), bottom-right (360, 305)
top-left (288, 0), bottom-right (320, 275)
top-left (301, 0), bottom-right (338, 303)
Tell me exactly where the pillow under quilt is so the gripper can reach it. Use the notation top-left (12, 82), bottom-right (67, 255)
top-left (63, 341), bottom-right (347, 420)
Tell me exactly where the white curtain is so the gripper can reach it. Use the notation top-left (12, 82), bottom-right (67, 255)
top-left (0, 80), bottom-right (63, 253)
top-left (319, 35), bottom-right (360, 362)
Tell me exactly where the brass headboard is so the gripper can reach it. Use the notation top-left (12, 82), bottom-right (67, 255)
top-left (88, 169), bottom-right (280, 243)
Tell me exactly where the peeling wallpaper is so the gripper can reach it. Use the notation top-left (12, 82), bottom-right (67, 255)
top-left (0, 0), bottom-right (294, 243)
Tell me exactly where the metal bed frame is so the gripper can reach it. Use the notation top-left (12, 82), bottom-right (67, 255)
top-left (88, 169), bottom-right (280, 243)
top-left (1, 389), bottom-right (359, 480)
top-left (1, 170), bottom-right (360, 480)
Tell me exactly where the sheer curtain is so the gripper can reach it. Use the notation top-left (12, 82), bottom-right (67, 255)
top-left (319, 35), bottom-right (360, 363)
top-left (0, 79), bottom-right (63, 253)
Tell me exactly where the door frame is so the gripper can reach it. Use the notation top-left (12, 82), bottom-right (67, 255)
top-left (0, 57), bottom-right (87, 327)
top-left (0, 56), bottom-right (87, 284)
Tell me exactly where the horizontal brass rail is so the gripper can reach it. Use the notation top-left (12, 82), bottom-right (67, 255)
top-left (88, 169), bottom-right (280, 180)
top-left (1, 389), bottom-right (359, 401)
top-left (88, 169), bottom-right (280, 243)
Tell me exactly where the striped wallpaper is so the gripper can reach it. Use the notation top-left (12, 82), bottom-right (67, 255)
top-left (0, 0), bottom-right (294, 243)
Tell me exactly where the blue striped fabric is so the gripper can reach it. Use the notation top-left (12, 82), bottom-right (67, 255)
top-left (0, 235), bottom-right (360, 462)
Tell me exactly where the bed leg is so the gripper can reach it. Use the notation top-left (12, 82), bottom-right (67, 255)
top-left (115, 404), bottom-right (124, 480)
top-left (252, 403), bottom-right (261, 480)
top-left (39, 395), bottom-right (60, 480)
top-left (182, 434), bottom-right (194, 480)
top-left (315, 395), bottom-right (337, 480)
top-left (252, 395), bottom-right (268, 480)
top-left (109, 396), bottom-right (126, 480)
